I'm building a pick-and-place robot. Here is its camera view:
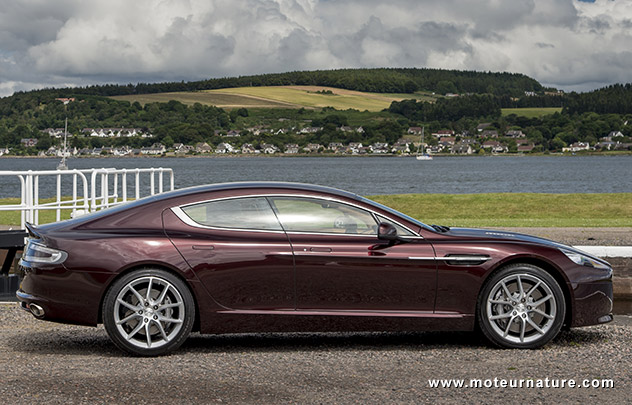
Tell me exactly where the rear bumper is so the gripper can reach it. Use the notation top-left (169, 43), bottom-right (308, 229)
top-left (16, 265), bottom-right (110, 326)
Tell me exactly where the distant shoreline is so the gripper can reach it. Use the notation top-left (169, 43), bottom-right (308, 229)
top-left (2, 151), bottom-right (631, 159)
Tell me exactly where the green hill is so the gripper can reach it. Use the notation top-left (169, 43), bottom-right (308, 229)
top-left (15, 67), bottom-right (545, 99)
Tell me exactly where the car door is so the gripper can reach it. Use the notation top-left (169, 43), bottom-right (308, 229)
top-left (268, 196), bottom-right (437, 312)
top-left (164, 196), bottom-right (295, 310)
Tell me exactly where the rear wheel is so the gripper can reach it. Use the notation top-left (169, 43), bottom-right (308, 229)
top-left (477, 264), bottom-right (565, 349)
top-left (103, 268), bottom-right (195, 356)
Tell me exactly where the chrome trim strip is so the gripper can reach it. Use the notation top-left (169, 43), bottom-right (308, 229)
top-left (286, 231), bottom-right (377, 238)
top-left (408, 256), bottom-right (491, 262)
top-left (172, 193), bottom-right (421, 238)
top-left (218, 309), bottom-right (466, 318)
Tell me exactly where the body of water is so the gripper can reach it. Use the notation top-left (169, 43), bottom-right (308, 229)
top-left (0, 155), bottom-right (630, 199)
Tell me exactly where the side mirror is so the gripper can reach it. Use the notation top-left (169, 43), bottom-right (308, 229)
top-left (377, 222), bottom-right (398, 241)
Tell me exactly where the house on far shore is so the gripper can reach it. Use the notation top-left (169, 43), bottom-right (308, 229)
top-left (284, 144), bottom-right (300, 154)
top-left (480, 130), bottom-right (498, 138)
top-left (562, 142), bottom-right (590, 152)
top-left (195, 142), bottom-right (213, 153)
top-left (173, 143), bottom-right (193, 155)
top-left (505, 130), bottom-right (526, 138)
top-left (241, 143), bottom-right (257, 154)
top-left (261, 144), bottom-right (279, 154)
top-left (21, 138), bottom-right (38, 147)
top-left (451, 144), bottom-right (474, 155)
top-left (215, 143), bottom-right (234, 154)
top-left (303, 143), bottom-right (323, 153)
top-left (432, 130), bottom-right (455, 138)
top-left (482, 140), bottom-right (508, 153)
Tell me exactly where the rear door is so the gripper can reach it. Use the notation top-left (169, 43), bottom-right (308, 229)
top-left (165, 196), bottom-right (295, 310)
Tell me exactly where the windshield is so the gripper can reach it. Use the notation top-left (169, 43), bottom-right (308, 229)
top-left (357, 195), bottom-right (434, 232)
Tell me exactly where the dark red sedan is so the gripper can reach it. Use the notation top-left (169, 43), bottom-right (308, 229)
top-left (17, 182), bottom-right (613, 356)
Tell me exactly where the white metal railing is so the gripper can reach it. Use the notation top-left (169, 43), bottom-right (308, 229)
top-left (0, 168), bottom-right (174, 229)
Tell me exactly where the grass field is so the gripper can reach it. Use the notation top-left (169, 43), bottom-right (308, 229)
top-left (111, 86), bottom-right (436, 111)
top-left (367, 193), bottom-right (632, 228)
top-left (112, 89), bottom-right (561, 115)
top-left (205, 86), bottom-right (396, 111)
top-left (111, 91), bottom-right (296, 109)
top-left (501, 107), bottom-right (562, 118)
top-left (2, 193), bottom-right (630, 228)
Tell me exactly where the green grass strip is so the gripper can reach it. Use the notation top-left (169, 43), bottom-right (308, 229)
top-left (1, 193), bottom-right (630, 228)
top-left (367, 193), bottom-right (632, 228)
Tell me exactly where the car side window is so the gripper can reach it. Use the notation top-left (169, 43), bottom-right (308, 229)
top-left (376, 215), bottom-right (416, 236)
top-left (180, 197), bottom-right (282, 230)
top-left (269, 197), bottom-right (378, 235)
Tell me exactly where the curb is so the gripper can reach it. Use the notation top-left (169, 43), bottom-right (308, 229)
top-left (574, 246), bottom-right (632, 258)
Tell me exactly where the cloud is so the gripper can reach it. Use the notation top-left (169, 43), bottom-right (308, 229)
top-left (1, 0), bottom-right (632, 97)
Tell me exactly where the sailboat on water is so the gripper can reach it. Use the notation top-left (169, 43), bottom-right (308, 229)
top-left (415, 127), bottom-right (433, 160)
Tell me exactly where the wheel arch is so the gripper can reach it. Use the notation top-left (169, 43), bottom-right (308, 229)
top-left (480, 256), bottom-right (574, 328)
top-left (97, 263), bottom-right (201, 332)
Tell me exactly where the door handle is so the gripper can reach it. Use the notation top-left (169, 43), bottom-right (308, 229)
top-left (308, 247), bottom-right (332, 252)
top-left (192, 245), bottom-right (215, 250)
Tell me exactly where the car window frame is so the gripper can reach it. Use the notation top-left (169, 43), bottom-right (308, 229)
top-left (171, 193), bottom-right (422, 238)
top-left (172, 196), bottom-right (285, 233)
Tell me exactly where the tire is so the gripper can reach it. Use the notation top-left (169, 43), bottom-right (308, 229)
top-left (102, 268), bottom-right (195, 356)
top-left (477, 263), bottom-right (565, 349)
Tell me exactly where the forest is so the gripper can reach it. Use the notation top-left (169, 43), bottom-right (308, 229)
top-left (1, 69), bottom-right (631, 154)
top-left (13, 68), bottom-right (544, 98)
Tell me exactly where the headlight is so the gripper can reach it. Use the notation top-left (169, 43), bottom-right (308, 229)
top-left (21, 241), bottom-right (68, 265)
top-left (561, 249), bottom-right (610, 270)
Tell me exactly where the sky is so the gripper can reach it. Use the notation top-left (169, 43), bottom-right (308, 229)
top-left (1, 0), bottom-right (631, 98)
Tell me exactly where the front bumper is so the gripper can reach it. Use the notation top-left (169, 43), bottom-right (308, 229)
top-left (571, 280), bottom-right (614, 327)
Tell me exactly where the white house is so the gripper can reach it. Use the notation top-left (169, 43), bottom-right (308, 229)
top-left (215, 143), bottom-right (234, 154)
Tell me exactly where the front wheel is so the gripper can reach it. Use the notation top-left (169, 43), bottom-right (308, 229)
top-left (477, 264), bottom-right (565, 349)
top-left (102, 268), bottom-right (195, 356)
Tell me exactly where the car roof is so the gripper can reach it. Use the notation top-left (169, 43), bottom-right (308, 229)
top-left (152, 181), bottom-right (365, 202)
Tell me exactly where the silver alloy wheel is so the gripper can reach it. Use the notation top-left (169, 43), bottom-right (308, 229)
top-left (113, 276), bottom-right (185, 349)
top-left (485, 273), bottom-right (557, 344)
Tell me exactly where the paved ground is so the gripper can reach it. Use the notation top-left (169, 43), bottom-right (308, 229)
top-left (0, 304), bottom-right (630, 404)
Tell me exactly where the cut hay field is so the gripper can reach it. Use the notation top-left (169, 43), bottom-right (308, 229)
top-left (111, 91), bottom-right (296, 109)
top-left (110, 86), bottom-right (438, 111)
top-left (112, 88), bottom-right (561, 116)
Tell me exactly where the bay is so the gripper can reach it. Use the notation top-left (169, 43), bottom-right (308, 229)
top-left (0, 155), bottom-right (630, 199)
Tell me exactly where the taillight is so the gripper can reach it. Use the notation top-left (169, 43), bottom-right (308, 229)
top-left (22, 240), bottom-right (68, 265)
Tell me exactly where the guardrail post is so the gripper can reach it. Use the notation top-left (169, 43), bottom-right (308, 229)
top-left (122, 169), bottom-right (128, 202)
top-left (72, 172), bottom-right (77, 218)
top-left (56, 172), bottom-right (62, 222)
top-left (135, 171), bottom-right (140, 200)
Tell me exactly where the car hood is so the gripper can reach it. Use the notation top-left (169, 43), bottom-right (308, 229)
top-left (444, 227), bottom-right (608, 264)
top-left (446, 227), bottom-right (565, 246)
